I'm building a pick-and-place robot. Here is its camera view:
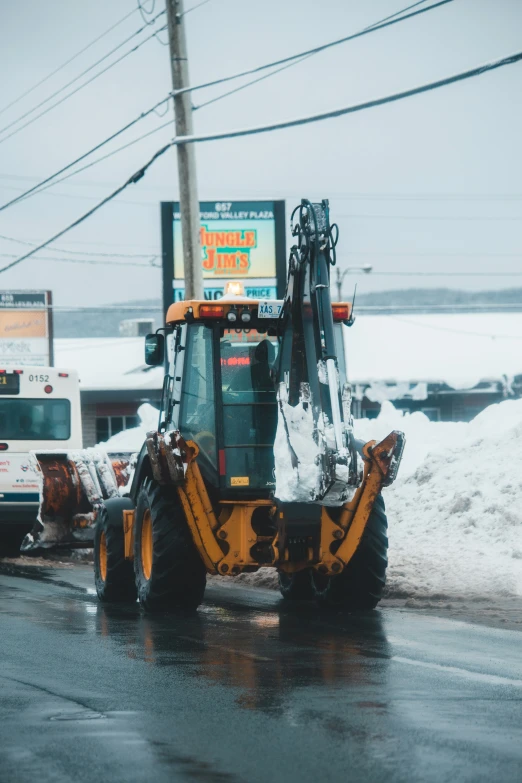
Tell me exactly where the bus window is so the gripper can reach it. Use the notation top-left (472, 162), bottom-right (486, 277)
top-left (0, 399), bottom-right (71, 440)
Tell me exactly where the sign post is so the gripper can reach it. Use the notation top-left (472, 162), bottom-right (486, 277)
top-left (161, 201), bottom-right (286, 313)
top-left (0, 290), bottom-right (53, 366)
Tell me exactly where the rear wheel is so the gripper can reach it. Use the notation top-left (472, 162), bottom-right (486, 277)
top-left (94, 498), bottom-right (137, 603)
top-left (278, 569), bottom-right (314, 600)
top-left (0, 531), bottom-right (25, 558)
top-left (312, 494), bottom-right (388, 610)
top-left (134, 479), bottom-right (206, 612)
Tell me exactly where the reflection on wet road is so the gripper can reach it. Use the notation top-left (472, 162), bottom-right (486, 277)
top-left (0, 562), bottom-right (521, 782)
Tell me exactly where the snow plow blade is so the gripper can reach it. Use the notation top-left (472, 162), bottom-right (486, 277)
top-left (21, 450), bottom-right (132, 551)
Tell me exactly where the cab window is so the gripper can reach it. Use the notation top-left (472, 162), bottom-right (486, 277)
top-left (178, 325), bottom-right (217, 470)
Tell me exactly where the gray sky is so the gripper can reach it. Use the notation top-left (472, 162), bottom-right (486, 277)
top-left (0, 0), bottom-right (521, 307)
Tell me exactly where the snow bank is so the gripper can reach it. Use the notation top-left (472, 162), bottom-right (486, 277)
top-left (96, 403), bottom-right (158, 453)
top-left (239, 400), bottom-right (522, 600)
top-left (359, 400), bottom-right (522, 600)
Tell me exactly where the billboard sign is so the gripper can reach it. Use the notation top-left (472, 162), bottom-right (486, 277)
top-left (161, 201), bottom-right (286, 311)
top-left (0, 291), bottom-right (53, 366)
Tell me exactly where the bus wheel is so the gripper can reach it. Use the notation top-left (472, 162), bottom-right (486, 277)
top-left (134, 479), bottom-right (206, 613)
top-left (94, 498), bottom-right (137, 603)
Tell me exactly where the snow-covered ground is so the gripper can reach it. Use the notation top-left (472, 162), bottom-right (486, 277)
top-left (368, 400), bottom-right (522, 601)
top-left (97, 399), bottom-right (522, 601)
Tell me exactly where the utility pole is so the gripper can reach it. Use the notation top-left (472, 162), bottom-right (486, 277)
top-left (165, 0), bottom-right (203, 299)
top-left (335, 265), bottom-right (373, 300)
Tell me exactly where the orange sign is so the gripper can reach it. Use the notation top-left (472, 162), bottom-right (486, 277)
top-left (0, 310), bottom-right (47, 338)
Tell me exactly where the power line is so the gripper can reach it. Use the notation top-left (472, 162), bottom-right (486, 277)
top-left (0, 0), bottom-right (452, 210)
top-left (360, 271), bottom-right (522, 276)
top-left (182, 0), bottom-right (214, 15)
top-left (344, 251), bottom-right (522, 257)
top-left (10, 34), bottom-right (520, 215)
top-left (194, 2), bottom-right (443, 110)
top-left (0, 143), bottom-right (173, 275)
top-left (0, 93), bottom-right (171, 212)
top-left (4, 47), bottom-right (522, 275)
top-left (158, 49), bottom-right (522, 147)
top-left (0, 19), bottom-right (167, 147)
top-left (0, 234), bottom-right (158, 258)
top-left (357, 303), bottom-right (522, 313)
top-left (0, 253), bottom-right (160, 268)
top-left (338, 213), bottom-right (522, 221)
top-left (0, 7), bottom-right (139, 119)
top-left (19, 119), bottom-right (174, 201)
top-left (174, 0), bottom-right (453, 97)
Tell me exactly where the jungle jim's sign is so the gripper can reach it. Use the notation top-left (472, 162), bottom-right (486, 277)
top-left (161, 201), bottom-right (286, 308)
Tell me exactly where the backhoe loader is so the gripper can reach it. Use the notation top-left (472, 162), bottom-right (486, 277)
top-left (34, 199), bottom-right (405, 610)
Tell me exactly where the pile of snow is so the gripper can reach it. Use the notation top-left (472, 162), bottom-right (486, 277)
top-left (238, 400), bottom-right (522, 600)
top-left (380, 399), bottom-right (522, 600)
top-left (96, 403), bottom-right (158, 453)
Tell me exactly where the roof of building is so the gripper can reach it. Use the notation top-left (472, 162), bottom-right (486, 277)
top-left (55, 313), bottom-right (522, 394)
top-left (54, 338), bottom-right (163, 392)
top-left (344, 313), bottom-right (522, 390)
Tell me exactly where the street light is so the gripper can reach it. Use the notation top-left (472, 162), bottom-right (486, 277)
top-left (335, 265), bottom-right (373, 301)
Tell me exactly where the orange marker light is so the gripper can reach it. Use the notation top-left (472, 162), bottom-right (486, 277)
top-left (332, 304), bottom-right (349, 321)
top-left (199, 305), bottom-right (224, 318)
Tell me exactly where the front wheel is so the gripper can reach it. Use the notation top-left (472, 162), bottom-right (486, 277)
top-left (94, 498), bottom-right (137, 603)
top-left (134, 479), bottom-right (206, 612)
top-left (312, 494), bottom-right (388, 610)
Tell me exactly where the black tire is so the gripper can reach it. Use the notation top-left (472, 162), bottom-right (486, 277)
top-left (94, 498), bottom-right (137, 603)
top-left (312, 494), bottom-right (388, 610)
top-left (278, 569), bottom-right (314, 600)
top-left (134, 479), bottom-right (206, 612)
top-left (0, 531), bottom-right (25, 558)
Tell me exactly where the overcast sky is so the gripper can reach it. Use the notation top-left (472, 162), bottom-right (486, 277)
top-left (0, 0), bottom-right (521, 307)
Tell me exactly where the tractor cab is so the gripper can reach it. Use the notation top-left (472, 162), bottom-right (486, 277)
top-left (145, 292), bottom-right (349, 499)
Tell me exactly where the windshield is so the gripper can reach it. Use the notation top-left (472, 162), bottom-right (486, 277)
top-left (220, 328), bottom-right (279, 491)
top-left (0, 398), bottom-right (71, 440)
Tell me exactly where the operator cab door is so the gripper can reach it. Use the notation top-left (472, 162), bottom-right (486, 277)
top-left (176, 323), bottom-right (279, 495)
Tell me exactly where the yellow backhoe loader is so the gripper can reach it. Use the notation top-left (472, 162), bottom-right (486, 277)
top-left (32, 200), bottom-right (404, 610)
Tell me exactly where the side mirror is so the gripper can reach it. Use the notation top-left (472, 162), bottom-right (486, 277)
top-left (145, 333), bottom-right (164, 366)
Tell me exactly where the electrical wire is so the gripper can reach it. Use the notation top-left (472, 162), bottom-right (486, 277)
top-left (0, 7), bottom-right (139, 119)
top-left (193, 55), bottom-right (314, 111)
top-left (0, 19), bottom-right (167, 146)
top-left (137, 0), bottom-right (156, 24)
top-left (0, 233), bottom-right (159, 258)
top-left (338, 213), bottom-right (522, 222)
top-left (39, 120), bottom-right (173, 192)
top-left (0, 253), bottom-right (160, 268)
top-left (0, 0), bottom-right (451, 210)
top-left (357, 271), bottom-right (522, 276)
top-left (0, 143), bottom-right (173, 275)
top-left (174, 0), bottom-right (453, 97)
top-left (165, 49), bottom-right (522, 147)
top-left (0, 93), bottom-right (171, 212)
top-left (182, 0), bottom-right (214, 16)
top-left (3, 46), bottom-right (522, 275)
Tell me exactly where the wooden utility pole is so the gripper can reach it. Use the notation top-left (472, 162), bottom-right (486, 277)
top-left (165, 0), bottom-right (202, 299)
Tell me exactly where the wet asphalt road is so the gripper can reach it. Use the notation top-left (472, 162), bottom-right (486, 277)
top-left (0, 564), bottom-right (521, 783)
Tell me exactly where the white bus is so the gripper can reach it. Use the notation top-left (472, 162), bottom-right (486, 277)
top-left (0, 366), bottom-right (82, 546)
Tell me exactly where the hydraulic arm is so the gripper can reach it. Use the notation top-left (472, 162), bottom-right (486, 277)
top-left (275, 199), bottom-right (362, 505)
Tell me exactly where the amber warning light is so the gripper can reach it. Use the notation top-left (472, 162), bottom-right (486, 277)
top-left (199, 305), bottom-right (224, 318)
top-left (332, 304), bottom-right (350, 321)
